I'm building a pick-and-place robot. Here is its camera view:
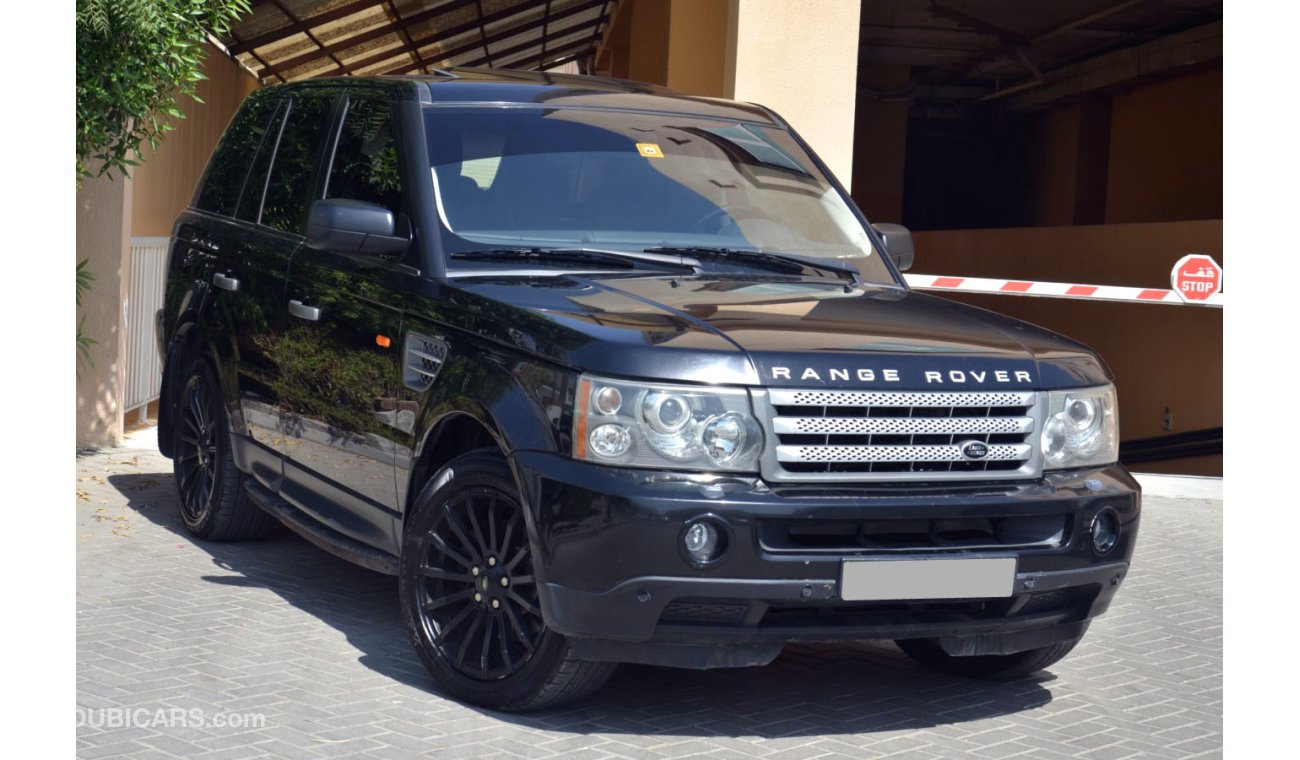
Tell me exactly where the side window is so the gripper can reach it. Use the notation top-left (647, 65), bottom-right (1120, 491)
top-left (234, 101), bottom-right (287, 222)
top-left (260, 94), bottom-right (336, 234)
top-left (195, 96), bottom-right (277, 216)
top-left (325, 97), bottom-right (403, 215)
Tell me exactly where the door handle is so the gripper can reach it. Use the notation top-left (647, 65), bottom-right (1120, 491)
top-left (288, 299), bottom-right (321, 321)
top-left (212, 272), bottom-right (240, 292)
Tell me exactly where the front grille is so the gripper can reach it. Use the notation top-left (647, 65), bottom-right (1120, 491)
top-left (755, 389), bottom-right (1043, 482)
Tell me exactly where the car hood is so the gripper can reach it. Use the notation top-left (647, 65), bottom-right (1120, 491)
top-left (446, 274), bottom-right (1109, 390)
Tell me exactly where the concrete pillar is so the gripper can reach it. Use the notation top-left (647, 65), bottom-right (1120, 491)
top-left (665, 0), bottom-right (729, 97)
top-left (626, 0), bottom-right (670, 85)
top-left (76, 174), bottom-right (132, 447)
top-left (724, 0), bottom-right (861, 189)
top-left (593, 0), bottom-right (860, 186)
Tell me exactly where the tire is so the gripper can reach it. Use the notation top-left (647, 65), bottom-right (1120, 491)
top-left (895, 627), bottom-right (1087, 680)
top-left (170, 357), bottom-right (276, 541)
top-left (399, 450), bottom-right (616, 711)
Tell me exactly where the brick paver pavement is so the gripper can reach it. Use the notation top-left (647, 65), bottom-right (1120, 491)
top-left (77, 430), bottom-right (1221, 758)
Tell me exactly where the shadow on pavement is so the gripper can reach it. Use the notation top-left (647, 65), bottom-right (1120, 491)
top-left (110, 470), bottom-right (1055, 738)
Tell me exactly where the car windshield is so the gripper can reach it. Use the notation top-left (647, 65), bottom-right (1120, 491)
top-left (424, 106), bottom-right (897, 284)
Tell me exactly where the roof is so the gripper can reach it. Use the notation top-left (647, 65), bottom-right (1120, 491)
top-left (220, 0), bottom-right (614, 84)
top-left (251, 67), bottom-right (781, 124)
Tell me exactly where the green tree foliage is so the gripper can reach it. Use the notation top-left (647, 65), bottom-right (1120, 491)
top-left (76, 0), bottom-right (250, 181)
top-left (76, 259), bottom-right (97, 370)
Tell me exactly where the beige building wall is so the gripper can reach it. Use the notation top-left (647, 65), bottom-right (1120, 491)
top-left (625, 0), bottom-right (671, 86)
top-left (76, 175), bottom-right (132, 447)
top-left (665, 0), bottom-right (729, 97)
top-left (725, 0), bottom-right (861, 190)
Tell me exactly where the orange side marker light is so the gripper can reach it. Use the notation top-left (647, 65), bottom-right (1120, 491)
top-left (375, 335), bottom-right (392, 348)
top-left (575, 378), bottom-right (591, 458)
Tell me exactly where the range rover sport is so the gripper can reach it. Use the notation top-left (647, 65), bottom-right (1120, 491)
top-left (156, 69), bottom-right (1140, 711)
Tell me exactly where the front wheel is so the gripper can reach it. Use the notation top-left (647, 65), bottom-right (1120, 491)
top-left (399, 451), bottom-right (616, 711)
top-left (895, 628), bottom-right (1087, 680)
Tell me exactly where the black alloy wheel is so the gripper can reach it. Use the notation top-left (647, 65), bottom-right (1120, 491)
top-left (416, 484), bottom-right (544, 680)
top-left (169, 357), bottom-right (275, 541)
top-left (175, 369), bottom-right (221, 525)
top-left (400, 450), bottom-right (616, 711)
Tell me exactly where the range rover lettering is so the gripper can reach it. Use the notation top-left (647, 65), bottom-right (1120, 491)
top-left (156, 69), bottom-right (1140, 711)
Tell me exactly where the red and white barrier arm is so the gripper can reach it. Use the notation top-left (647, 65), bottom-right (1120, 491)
top-left (903, 273), bottom-right (1224, 308)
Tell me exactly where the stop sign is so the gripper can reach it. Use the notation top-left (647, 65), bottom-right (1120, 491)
top-left (1170, 254), bottom-right (1222, 303)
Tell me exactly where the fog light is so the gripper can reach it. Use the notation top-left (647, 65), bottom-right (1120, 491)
top-left (1090, 508), bottom-right (1119, 555)
top-left (682, 520), bottom-right (725, 565)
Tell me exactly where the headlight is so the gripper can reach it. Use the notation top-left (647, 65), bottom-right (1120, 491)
top-left (574, 374), bottom-right (763, 471)
top-left (1040, 385), bottom-right (1119, 470)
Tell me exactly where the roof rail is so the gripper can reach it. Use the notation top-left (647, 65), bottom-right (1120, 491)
top-left (431, 68), bottom-right (460, 79)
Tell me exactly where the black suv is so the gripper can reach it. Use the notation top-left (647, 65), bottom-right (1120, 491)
top-left (157, 69), bottom-right (1140, 711)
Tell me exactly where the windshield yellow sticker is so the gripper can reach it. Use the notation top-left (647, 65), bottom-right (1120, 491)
top-left (636, 143), bottom-right (664, 158)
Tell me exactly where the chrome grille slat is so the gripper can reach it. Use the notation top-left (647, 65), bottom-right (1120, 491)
top-left (773, 416), bottom-right (1033, 435)
top-left (776, 443), bottom-right (1032, 463)
top-left (753, 387), bottom-right (1045, 482)
top-left (768, 389), bottom-right (1035, 407)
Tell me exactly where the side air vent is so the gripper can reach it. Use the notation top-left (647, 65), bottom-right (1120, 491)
top-left (403, 331), bottom-right (448, 392)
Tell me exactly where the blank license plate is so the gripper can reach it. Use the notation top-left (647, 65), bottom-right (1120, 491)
top-left (840, 557), bottom-right (1016, 601)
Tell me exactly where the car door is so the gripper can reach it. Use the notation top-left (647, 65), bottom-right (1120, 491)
top-left (279, 92), bottom-right (415, 552)
top-left (178, 93), bottom-right (296, 488)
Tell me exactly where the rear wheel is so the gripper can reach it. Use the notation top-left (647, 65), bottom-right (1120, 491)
top-left (399, 451), bottom-right (616, 711)
top-left (895, 629), bottom-right (1087, 680)
top-left (171, 357), bottom-right (275, 541)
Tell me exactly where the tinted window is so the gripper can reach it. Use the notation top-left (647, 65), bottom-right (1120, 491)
top-left (234, 102), bottom-right (287, 222)
top-left (195, 96), bottom-right (278, 216)
top-left (261, 94), bottom-right (336, 234)
top-left (326, 97), bottom-right (403, 215)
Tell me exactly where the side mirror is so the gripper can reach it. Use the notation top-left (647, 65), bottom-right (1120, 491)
top-left (872, 223), bottom-right (914, 272)
top-left (306, 199), bottom-right (408, 256)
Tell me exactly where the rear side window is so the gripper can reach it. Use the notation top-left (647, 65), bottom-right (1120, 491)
top-left (234, 102), bottom-right (287, 222)
top-left (325, 97), bottom-right (403, 215)
top-left (195, 96), bottom-right (278, 216)
top-left (260, 94), bottom-right (336, 234)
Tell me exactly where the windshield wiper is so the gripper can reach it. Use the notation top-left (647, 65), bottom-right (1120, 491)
top-left (643, 246), bottom-right (859, 282)
top-left (450, 247), bottom-right (699, 273)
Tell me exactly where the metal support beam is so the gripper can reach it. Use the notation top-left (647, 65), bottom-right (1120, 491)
top-left (258, 0), bottom-right (481, 80)
top-left (313, 0), bottom-right (606, 80)
top-left (386, 18), bottom-right (602, 75)
top-left (229, 0), bottom-right (382, 55)
top-left (1001, 20), bottom-right (1221, 111)
top-left (376, 0), bottom-right (607, 75)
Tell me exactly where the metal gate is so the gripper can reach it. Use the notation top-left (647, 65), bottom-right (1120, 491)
top-left (124, 237), bottom-right (170, 418)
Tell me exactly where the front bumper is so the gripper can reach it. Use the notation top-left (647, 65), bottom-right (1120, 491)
top-left (512, 451), bottom-right (1140, 665)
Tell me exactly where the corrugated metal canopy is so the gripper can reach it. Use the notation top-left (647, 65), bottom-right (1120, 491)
top-left (221, 0), bottom-right (615, 83)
